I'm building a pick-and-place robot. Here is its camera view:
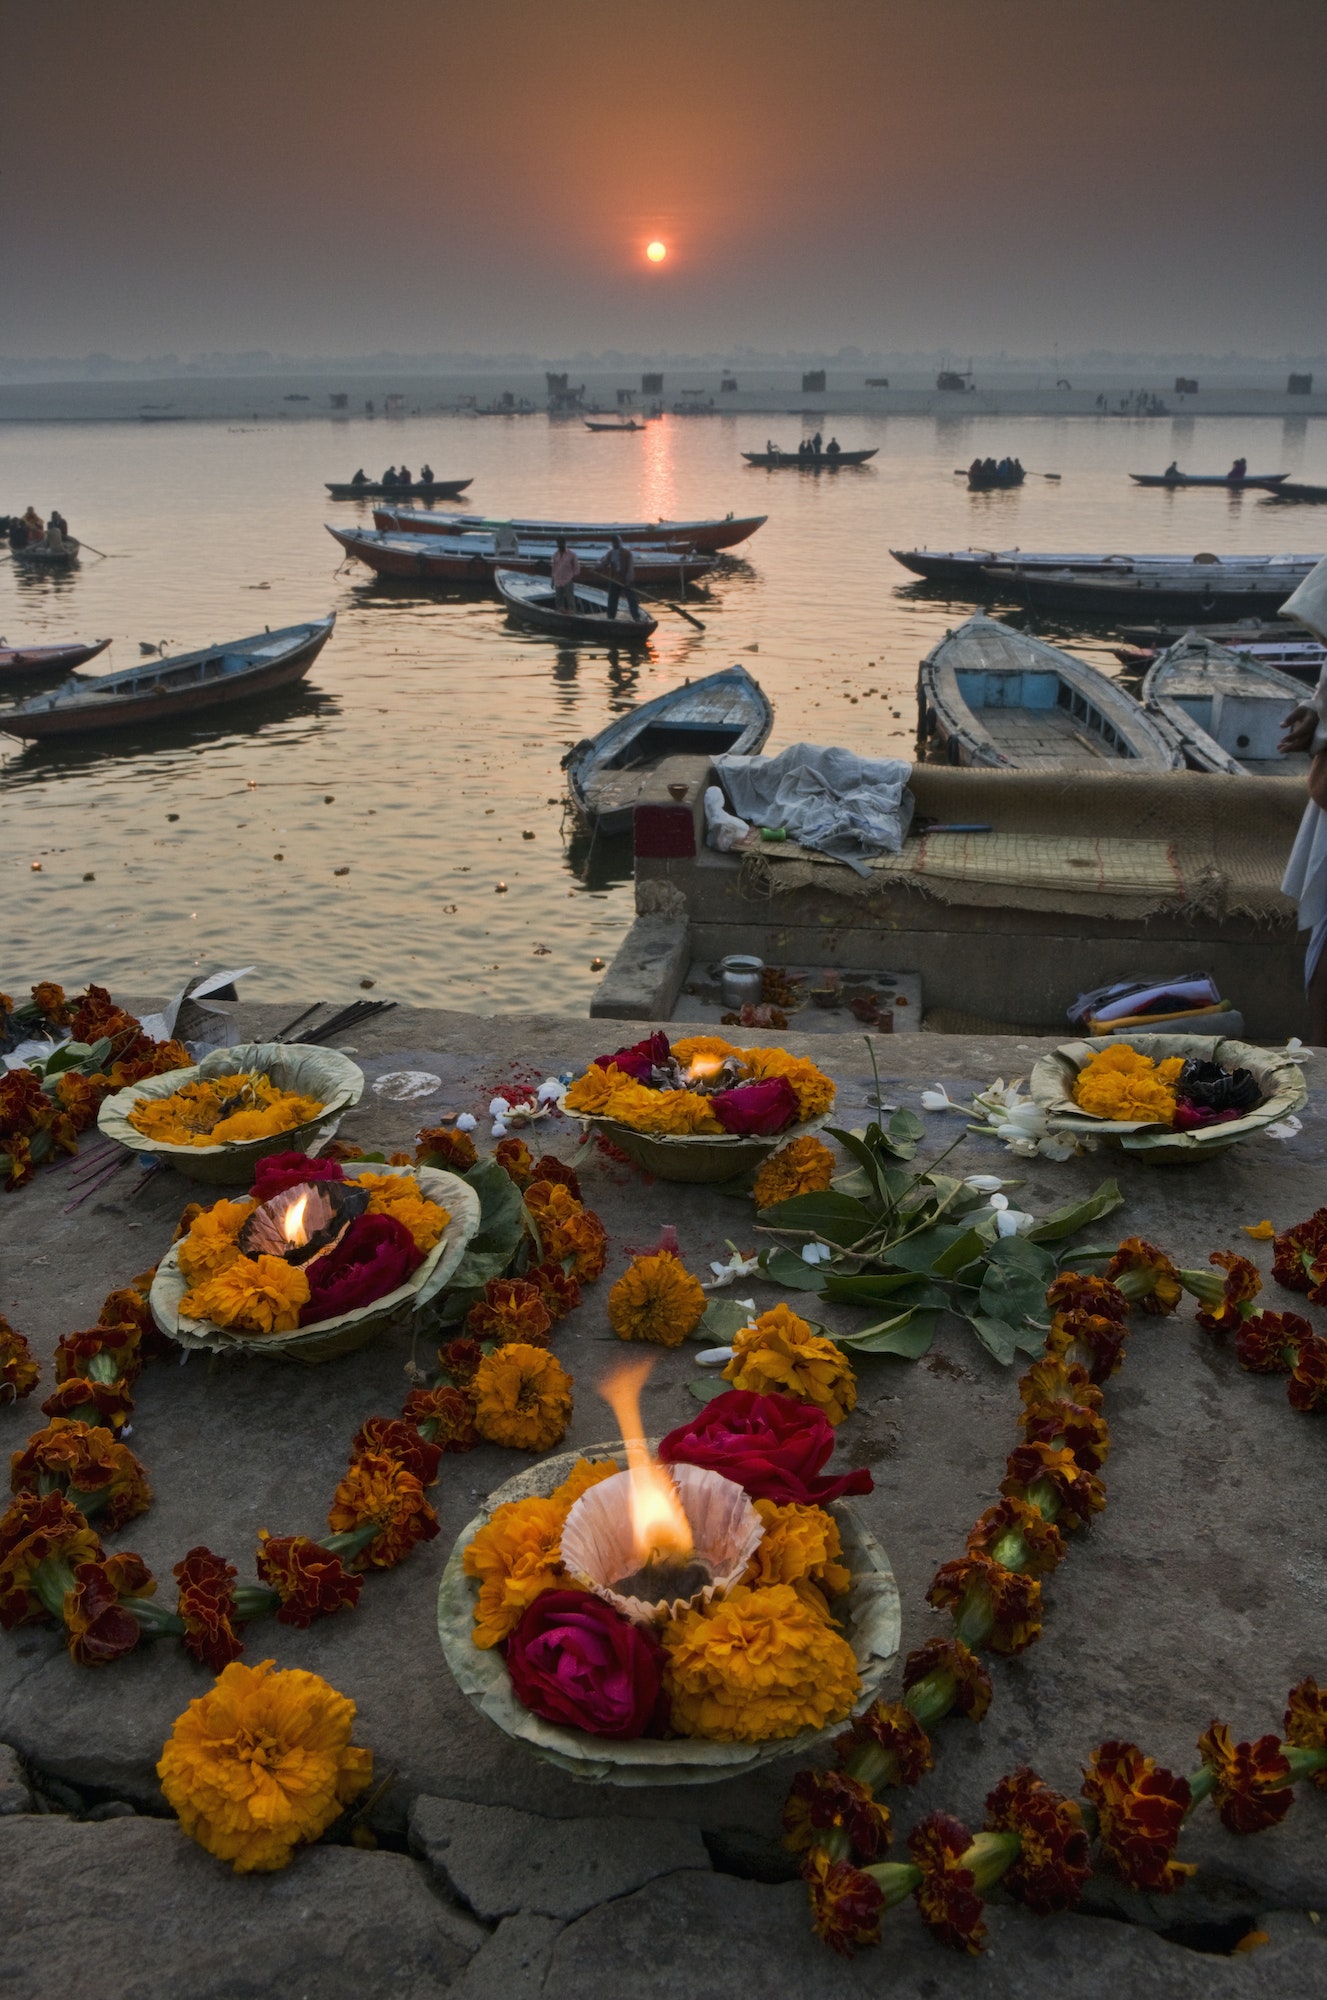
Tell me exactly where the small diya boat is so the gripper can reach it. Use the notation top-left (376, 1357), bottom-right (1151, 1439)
top-left (1030, 1033), bottom-right (1307, 1162)
top-left (0, 637), bottom-right (111, 678)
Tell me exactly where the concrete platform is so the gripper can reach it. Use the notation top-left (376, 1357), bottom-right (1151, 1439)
top-left (2, 1003), bottom-right (1326, 1994)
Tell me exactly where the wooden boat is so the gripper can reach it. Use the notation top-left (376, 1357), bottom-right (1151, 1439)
top-left (983, 556), bottom-right (1320, 618)
top-left (967, 464), bottom-right (1026, 491)
top-left (741, 447), bottom-right (877, 468)
top-left (1131, 471), bottom-right (1289, 490)
top-left (328, 526), bottom-right (716, 586)
top-left (373, 508), bottom-right (766, 553)
top-left (584, 419), bottom-right (647, 432)
top-left (892, 546), bottom-right (1322, 588)
top-left (1112, 623), bottom-right (1326, 684)
top-left (495, 569), bottom-right (658, 644)
top-left (1141, 634), bottom-right (1310, 776)
top-left (917, 615), bottom-right (1181, 771)
top-left (1, 617), bottom-right (334, 742)
top-left (563, 664), bottom-right (773, 832)
top-left (1265, 481), bottom-right (1327, 504)
top-left (11, 540), bottom-right (80, 569)
top-left (0, 637), bottom-right (111, 678)
top-left (325, 478), bottom-right (472, 500)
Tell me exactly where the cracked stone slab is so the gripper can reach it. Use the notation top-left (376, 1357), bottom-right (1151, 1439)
top-left (543, 1869), bottom-right (1327, 1999)
top-left (410, 1794), bottom-right (711, 1920)
top-left (0, 1814), bottom-right (485, 2000)
top-left (448, 1913), bottom-right (564, 2000)
top-left (0, 1744), bottom-right (32, 1815)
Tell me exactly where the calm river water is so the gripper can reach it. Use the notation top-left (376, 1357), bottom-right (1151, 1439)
top-left (2, 410), bottom-right (1324, 1011)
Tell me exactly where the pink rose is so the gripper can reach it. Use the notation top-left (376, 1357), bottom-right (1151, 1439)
top-left (505, 1589), bottom-right (664, 1738)
top-left (710, 1075), bottom-right (800, 1136)
top-left (659, 1389), bottom-right (873, 1506)
top-left (594, 1031), bottom-right (671, 1084)
top-left (252, 1151), bottom-right (345, 1202)
top-left (299, 1212), bottom-right (421, 1324)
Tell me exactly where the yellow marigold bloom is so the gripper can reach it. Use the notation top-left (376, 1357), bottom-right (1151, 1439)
top-left (746, 1496), bottom-right (852, 1602)
top-left (130, 1073), bottom-right (324, 1148)
top-left (549, 1456), bottom-right (619, 1509)
top-left (723, 1304), bottom-right (857, 1426)
top-left (176, 1199), bottom-right (257, 1285)
top-left (157, 1658), bottom-right (373, 1873)
top-left (473, 1342), bottom-right (573, 1452)
top-left (180, 1253), bottom-right (310, 1335)
top-left (752, 1135), bottom-right (836, 1210)
top-left (604, 1077), bottom-right (723, 1135)
top-left (327, 1452), bottom-right (438, 1568)
top-left (564, 1063), bottom-right (632, 1115)
top-left (670, 1036), bottom-right (742, 1066)
top-left (742, 1048), bottom-right (836, 1122)
top-left (1072, 1045), bottom-right (1176, 1125)
top-left (663, 1582), bottom-right (860, 1742)
top-left (210, 1095), bottom-right (324, 1145)
top-left (525, 1182), bottom-right (609, 1280)
top-left (356, 1173), bottom-right (450, 1254)
top-left (463, 1495), bottom-right (568, 1647)
top-left (608, 1252), bottom-right (707, 1347)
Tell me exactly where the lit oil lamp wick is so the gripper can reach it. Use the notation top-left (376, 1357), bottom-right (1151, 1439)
top-left (282, 1192), bottom-right (309, 1249)
top-left (599, 1358), bottom-right (696, 1576)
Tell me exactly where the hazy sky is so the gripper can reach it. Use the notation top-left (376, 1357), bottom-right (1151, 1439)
top-left (4, 0), bottom-right (1325, 359)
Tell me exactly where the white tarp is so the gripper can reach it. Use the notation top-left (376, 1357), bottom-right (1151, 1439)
top-left (714, 742), bottom-right (914, 876)
top-left (1278, 555), bottom-right (1327, 982)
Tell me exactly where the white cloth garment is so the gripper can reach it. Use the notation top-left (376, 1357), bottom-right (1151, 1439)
top-left (1277, 555), bottom-right (1327, 982)
top-left (714, 743), bottom-right (914, 875)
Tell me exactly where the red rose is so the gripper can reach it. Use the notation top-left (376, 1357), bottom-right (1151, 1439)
top-left (505, 1588), bottom-right (664, 1739)
top-left (710, 1075), bottom-right (800, 1136)
top-left (658, 1390), bottom-right (874, 1506)
top-left (594, 1031), bottom-right (670, 1083)
top-left (252, 1151), bottom-right (345, 1202)
top-left (300, 1212), bottom-right (422, 1324)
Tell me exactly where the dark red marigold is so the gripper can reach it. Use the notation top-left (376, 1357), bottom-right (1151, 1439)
top-left (438, 1337), bottom-right (483, 1385)
top-left (1197, 1722), bottom-right (1293, 1835)
top-left (1195, 1252), bottom-right (1262, 1332)
top-left (1081, 1740), bottom-right (1194, 1893)
top-left (1284, 1676), bottom-right (1327, 1782)
top-left (1234, 1311), bottom-right (1305, 1375)
top-left (1019, 1400), bottom-right (1112, 1473)
top-left (416, 1127), bottom-right (478, 1174)
top-left (400, 1383), bottom-right (478, 1452)
top-left (902, 1636), bottom-right (993, 1722)
top-left (256, 1532), bottom-right (363, 1627)
top-left (1272, 1209), bottom-right (1327, 1292)
top-left (1001, 1440), bottom-right (1106, 1532)
top-left (966, 1495), bottom-right (1067, 1578)
top-left (526, 1258), bottom-right (583, 1321)
top-left (1288, 1330), bottom-right (1327, 1412)
top-left (907, 1811), bottom-right (986, 1954)
top-left (927, 1552), bottom-right (1042, 1656)
top-left (528, 1155), bottom-right (582, 1203)
top-left (783, 1767), bottom-right (892, 1860)
top-left (1044, 1272), bottom-right (1128, 1324)
top-left (350, 1416), bottom-right (442, 1486)
top-left (801, 1849), bottom-right (884, 1956)
top-left (1105, 1237), bottom-right (1182, 1315)
top-left (64, 1553), bottom-right (153, 1667)
top-left (984, 1766), bottom-right (1091, 1914)
top-left (39, 1375), bottom-right (135, 1431)
top-left (1044, 1309), bottom-right (1128, 1385)
top-left (833, 1699), bottom-right (934, 1786)
top-left (173, 1545), bottom-right (243, 1672)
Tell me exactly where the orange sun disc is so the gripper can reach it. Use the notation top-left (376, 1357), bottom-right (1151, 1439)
top-left (646, 240), bottom-right (667, 263)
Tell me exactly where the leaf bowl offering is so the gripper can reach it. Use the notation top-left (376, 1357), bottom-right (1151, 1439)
top-left (150, 1164), bottom-right (481, 1364)
top-left (1030, 1033), bottom-right (1307, 1164)
top-left (576, 1111), bottom-right (831, 1185)
top-left (437, 1441), bottom-right (900, 1786)
top-left (98, 1040), bottom-right (364, 1184)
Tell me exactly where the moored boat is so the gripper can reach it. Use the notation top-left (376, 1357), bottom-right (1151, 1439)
top-left (373, 508), bottom-right (766, 553)
top-left (1141, 633), bottom-right (1310, 776)
top-left (1112, 623), bottom-right (1326, 684)
top-left (917, 615), bottom-right (1181, 770)
top-left (584, 419), bottom-right (647, 432)
top-left (1264, 481), bottom-right (1327, 504)
top-left (741, 447), bottom-right (877, 468)
top-left (967, 462), bottom-right (1026, 491)
top-left (495, 569), bottom-right (658, 645)
top-left (563, 664), bottom-right (773, 831)
top-left (0, 637), bottom-right (111, 678)
top-left (892, 546), bottom-right (1323, 588)
top-left (1, 617), bottom-right (335, 741)
top-left (983, 555), bottom-right (1319, 617)
top-left (1131, 471), bottom-right (1289, 490)
top-left (325, 478), bottom-right (473, 499)
top-left (328, 526), bottom-right (716, 586)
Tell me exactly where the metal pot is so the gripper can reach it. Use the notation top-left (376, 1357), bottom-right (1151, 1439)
top-left (718, 954), bottom-right (764, 1010)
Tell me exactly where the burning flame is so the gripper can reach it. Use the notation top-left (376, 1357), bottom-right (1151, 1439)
top-left (684, 1054), bottom-right (724, 1084)
top-left (598, 1359), bottom-right (693, 1565)
top-left (282, 1192), bottom-right (309, 1248)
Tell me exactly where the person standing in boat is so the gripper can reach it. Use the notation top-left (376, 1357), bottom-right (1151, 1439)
top-left (1228, 458), bottom-right (1248, 483)
top-left (551, 536), bottom-right (580, 612)
top-left (22, 506), bottom-right (44, 538)
top-left (811, 431), bottom-right (822, 456)
top-left (419, 463), bottom-right (434, 484)
top-left (601, 535), bottom-right (641, 624)
top-left (1277, 555), bottom-right (1327, 1040)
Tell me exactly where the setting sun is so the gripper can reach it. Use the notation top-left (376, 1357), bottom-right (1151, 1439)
top-left (645, 240), bottom-right (667, 263)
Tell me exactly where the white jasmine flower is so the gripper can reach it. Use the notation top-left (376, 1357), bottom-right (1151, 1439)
top-left (491, 1120), bottom-right (508, 1138)
top-left (964, 1174), bottom-right (1006, 1193)
top-left (704, 1248), bottom-right (760, 1290)
top-left (489, 1096), bottom-right (511, 1118)
top-left (695, 1346), bottom-right (737, 1367)
top-left (988, 1192), bottom-right (1009, 1211)
top-left (996, 1208), bottom-right (1035, 1237)
top-left (1266, 1116), bottom-right (1303, 1141)
top-left (920, 1085), bottom-right (958, 1111)
top-left (800, 1241), bottom-right (833, 1265)
top-left (536, 1078), bottom-right (563, 1104)
top-left (455, 1112), bottom-right (477, 1132)
top-left (1037, 1131), bottom-right (1082, 1162)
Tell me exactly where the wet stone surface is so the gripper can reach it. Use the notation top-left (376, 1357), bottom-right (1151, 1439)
top-left (2, 1003), bottom-right (1326, 1994)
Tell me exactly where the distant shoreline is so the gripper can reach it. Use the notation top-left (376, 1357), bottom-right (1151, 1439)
top-left (1, 372), bottom-right (1324, 425)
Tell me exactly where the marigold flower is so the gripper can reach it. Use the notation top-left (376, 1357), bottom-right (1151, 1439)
top-left (1195, 1252), bottom-right (1262, 1333)
top-left (747, 1496), bottom-right (852, 1603)
top-left (0, 1491), bottom-right (103, 1628)
top-left (1071, 1044), bottom-right (1178, 1125)
top-left (51, 1070), bottom-right (104, 1133)
top-left (800, 1848), bottom-right (885, 1955)
top-left (472, 1342), bottom-right (573, 1452)
top-left (415, 1126), bottom-right (478, 1174)
top-left (669, 1035), bottom-right (741, 1067)
top-left (53, 1321), bottom-right (143, 1390)
top-left (1001, 1440), bottom-right (1105, 1531)
top-left (1271, 1209), bottom-right (1327, 1291)
top-left (1284, 1676), bottom-right (1327, 1780)
top-left (527, 1155), bottom-right (582, 1201)
top-left (1288, 1330), bottom-right (1327, 1412)
top-left (1018, 1397), bottom-right (1111, 1473)
top-left (64, 1551), bottom-right (154, 1666)
top-left (1106, 1236), bottom-right (1182, 1314)
top-left (494, 1136), bottom-right (536, 1185)
top-left (902, 1637), bottom-right (992, 1721)
top-left (526, 1259), bottom-right (582, 1321)
top-left (326, 1452), bottom-right (439, 1569)
top-left (349, 1417), bottom-right (442, 1486)
top-left (99, 1279), bottom-right (163, 1351)
top-left (2, 1133), bottom-right (35, 1190)
top-left (439, 1340), bottom-right (483, 1390)
top-left (742, 1047), bottom-right (837, 1122)
top-left (174, 1546), bottom-right (244, 1671)
top-left (752, 1136), bottom-right (837, 1211)
top-left (1044, 1308), bottom-right (1127, 1385)
top-left (400, 1383), bottom-right (478, 1452)
top-left (1197, 1721), bottom-right (1293, 1834)
top-left (984, 1767), bottom-right (1090, 1914)
top-left (965, 1496), bottom-right (1067, 1578)
top-left (180, 1252), bottom-right (311, 1335)
top-left (466, 1277), bottom-right (553, 1348)
top-left (564, 1061), bottom-right (633, 1116)
top-left (39, 1376), bottom-right (135, 1430)
top-left (1081, 1740), bottom-right (1195, 1892)
top-left (130, 1073), bottom-right (324, 1148)
top-left (157, 1657), bottom-right (373, 1873)
top-left (31, 980), bottom-right (71, 1025)
top-left (1234, 1311), bottom-right (1305, 1374)
top-left (784, 1768), bottom-right (892, 1861)
top-left (0, 1315), bottom-right (39, 1400)
top-left (1018, 1354), bottom-right (1102, 1415)
top-left (555, 1206), bottom-right (608, 1282)
top-left (927, 1552), bottom-right (1043, 1656)
top-left (608, 1251), bottom-right (707, 1347)
top-left (907, 1811), bottom-right (986, 1954)
top-left (10, 1419), bottom-right (152, 1531)
top-left (463, 1494), bottom-right (568, 1648)
top-left (834, 1699), bottom-right (935, 1786)
top-left (664, 1583), bottom-right (860, 1742)
top-left (256, 1532), bottom-right (362, 1627)
top-left (724, 1304), bottom-right (857, 1426)
top-left (356, 1172), bottom-right (449, 1254)
top-left (1044, 1272), bottom-right (1128, 1323)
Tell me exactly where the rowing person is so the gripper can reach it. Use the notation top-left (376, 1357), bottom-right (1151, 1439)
top-left (419, 463), bottom-right (434, 483)
top-left (825, 437), bottom-right (841, 458)
top-left (350, 468), bottom-right (369, 487)
top-left (601, 535), bottom-right (641, 623)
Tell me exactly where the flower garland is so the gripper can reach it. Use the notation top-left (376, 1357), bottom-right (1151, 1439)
top-left (1071, 1045), bottom-right (1265, 1134)
top-left (0, 983), bottom-right (190, 1190)
top-left (785, 1233), bottom-right (1327, 1955)
top-left (128, 1072), bottom-right (325, 1148)
top-left (563, 1031), bottom-right (834, 1139)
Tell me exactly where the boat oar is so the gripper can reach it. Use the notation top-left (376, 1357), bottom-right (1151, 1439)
top-left (582, 568), bottom-right (706, 632)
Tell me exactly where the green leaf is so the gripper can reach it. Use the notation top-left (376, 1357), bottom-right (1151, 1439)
top-left (875, 1223), bottom-right (970, 1273)
top-left (440, 1158), bottom-right (526, 1297)
top-left (758, 1189), bottom-right (875, 1247)
top-left (977, 1261), bottom-right (1048, 1327)
top-left (1025, 1179), bottom-right (1124, 1244)
top-left (984, 1235), bottom-right (1057, 1283)
top-left (889, 1107), bottom-right (926, 1147)
top-left (1013, 1322), bottom-right (1049, 1355)
top-left (930, 1225), bottom-right (995, 1277)
top-left (832, 1166), bottom-right (875, 1202)
top-left (966, 1314), bottom-right (1022, 1365)
top-left (833, 1309), bottom-right (939, 1357)
top-left (826, 1125), bottom-right (885, 1195)
top-left (689, 1376), bottom-right (735, 1404)
top-left (757, 1248), bottom-right (828, 1292)
top-left (697, 1298), bottom-right (755, 1343)
top-left (821, 1272), bottom-right (947, 1309)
